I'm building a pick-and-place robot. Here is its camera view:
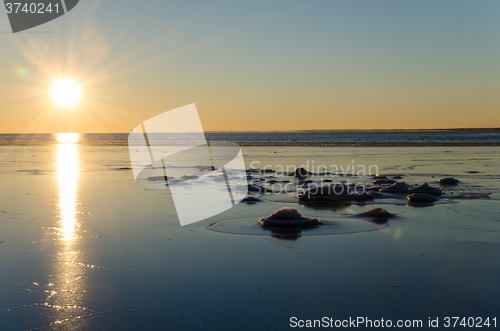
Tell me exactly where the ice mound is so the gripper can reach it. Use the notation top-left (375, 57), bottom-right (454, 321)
top-left (407, 193), bottom-right (438, 203)
top-left (147, 175), bottom-right (181, 184)
top-left (259, 208), bottom-right (322, 227)
top-left (241, 196), bottom-right (263, 203)
top-left (287, 167), bottom-right (314, 178)
top-left (410, 182), bottom-right (442, 195)
top-left (266, 208), bottom-right (303, 220)
top-left (181, 174), bottom-right (199, 180)
top-left (379, 181), bottom-right (409, 193)
top-left (357, 208), bottom-right (395, 218)
top-left (439, 177), bottom-right (459, 185)
top-left (374, 178), bottom-right (396, 184)
top-left (148, 175), bottom-right (168, 182)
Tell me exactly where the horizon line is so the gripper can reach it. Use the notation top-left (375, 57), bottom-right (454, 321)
top-left (0, 127), bottom-right (499, 134)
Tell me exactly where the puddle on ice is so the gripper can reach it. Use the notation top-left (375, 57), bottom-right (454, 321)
top-left (207, 216), bottom-right (387, 238)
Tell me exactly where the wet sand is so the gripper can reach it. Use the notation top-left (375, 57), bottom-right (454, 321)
top-left (0, 145), bottom-right (499, 330)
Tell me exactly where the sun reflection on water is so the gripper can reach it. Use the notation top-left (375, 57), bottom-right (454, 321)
top-left (56, 133), bottom-right (80, 241)
top-left (56, 133), bottom-right (80, 144)
top-left (46, 134), bottom-right (88, 326)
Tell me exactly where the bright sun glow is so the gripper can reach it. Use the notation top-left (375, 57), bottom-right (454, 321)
top-left (51, 79), bottom-right (82, 107)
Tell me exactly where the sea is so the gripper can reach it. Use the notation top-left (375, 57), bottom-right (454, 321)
top-left (1, 130), bottom-right (500, 144)
top-left (1, 130), bottom-right (499, 330)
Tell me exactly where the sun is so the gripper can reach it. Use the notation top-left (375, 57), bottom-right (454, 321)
top-left (51, 79), bottom-right (82, 107)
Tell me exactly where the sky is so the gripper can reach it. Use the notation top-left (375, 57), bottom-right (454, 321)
top-left (0, 0), bottom-right (499, 133)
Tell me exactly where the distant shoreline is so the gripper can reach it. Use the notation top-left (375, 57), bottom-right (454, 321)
top-left (1, 142), bottom-right (499, 147)
top-left (204, 128), bottom-right (500, 133)
top-left (0, 128), bottom-right (499, 134)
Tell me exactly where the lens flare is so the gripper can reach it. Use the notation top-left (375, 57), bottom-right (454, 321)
top-left (15, 66), bottom-right (29, 78)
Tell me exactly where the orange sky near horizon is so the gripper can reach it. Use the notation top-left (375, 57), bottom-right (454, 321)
top-left (0, 0), bottom-right (499, 133)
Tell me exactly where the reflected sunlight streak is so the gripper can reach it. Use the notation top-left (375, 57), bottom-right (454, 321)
top-left (57, 133), bottom-right (80, 144)
top-left (56, 133), bottom-right (80, 241)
